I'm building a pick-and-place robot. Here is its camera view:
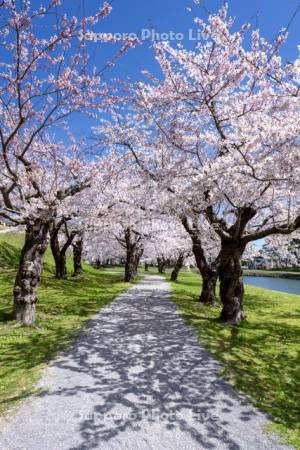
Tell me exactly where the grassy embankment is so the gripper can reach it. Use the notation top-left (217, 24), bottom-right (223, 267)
top-left (0, 231), bottom-right (131, 416)
top-left (166, 270), bottom-right (300, 449)
top-left (244, 269), bottom-right (300, 279)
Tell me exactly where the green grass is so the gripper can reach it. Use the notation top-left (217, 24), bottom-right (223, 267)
top-left (0, 231), bottom-right (132, 416)
top-left (269, 268), bottom-right (300, 272)
top-left (244, 269), bottom-right (300, 278)
top-left (1, 240), bottom-right (299, 446)
top-left (167, 270), bottom-right (300, 449)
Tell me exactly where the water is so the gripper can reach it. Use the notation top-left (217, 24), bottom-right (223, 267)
top-left (244, 276), bottom-right (300, 296)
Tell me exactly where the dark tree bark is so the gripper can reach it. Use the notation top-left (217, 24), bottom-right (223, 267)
top-left (50, 229), bottom-right (66, 279)
top-left (182, 217), bottom-right (219, 305)
top-left (123, 228), bottom-right (143, 282)
top-left (157, 256), bottom-right (168, 274)
top-left (13, 218), bottom-right (50, 325)
top-left (206, 206), bottom-right (257, 325)
top-left (51, 232), bottom-right (67, 279)
top-left (171, 253), bottom-right (185, 281)
top-left (72, 235), bottom-right (83, 277)
top-left (50, 220), bottom-right (76, 279)
top-left (124, 247), bottom-right (143, 282)
top-left (200, 268), bottom-right (218, 304)
top-left (219, 240), bottom-right (246, 325)
top-left (144, 262), bottom-right (149, 272)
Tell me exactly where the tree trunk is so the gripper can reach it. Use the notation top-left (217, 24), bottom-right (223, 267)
top-left (50, 222), bottom-right (77, 279)
top-left (181, 216), bottom-right (219, 305)
top-left (125, 249), bottom-right (137, 282)
top-left (145, 262), bottom-right (149, 272)
top-left (123, 228), bottom-right (143, 283)
top-left (171, 254), bottom-right (185, 281)
top-left (125, 246), bottom-right (143, 282)
top-left (50, 232), bottom-right (67, 279)
top-left (219, 241), bottom-right (246, 325)
top-left (72, 237), bottom-right (83, 277)
top-left (200, 269), bottom-right (218, 305)
top-left (57, 253), bottom-right (67, 279)
top-left (191, 242), bottom-right (218, 305)
top-left (125, 258), bottom-right (135, 282)
top-left (157, 257), bottom-right (167, 274)
top-left (133, 248), bottom-right (143, 275)
top-left (13, 219), bottom-right (50, 325)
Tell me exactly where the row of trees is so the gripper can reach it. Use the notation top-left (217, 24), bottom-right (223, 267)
top-left (0, 2), bottom-right (299, 325)
top-left (96, 4), bottom-right (300, 323)
top-left (0, 0), bottom-right (136, 324)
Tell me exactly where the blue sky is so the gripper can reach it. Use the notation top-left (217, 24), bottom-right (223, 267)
top-left (44, 0), bottom-right (300, 141)
top-left (24, 0), bottom-right (300, 83)
top-left (66, 0), bottom-right (300, 82)
top-left (12, 0), bottom-right (300, 115)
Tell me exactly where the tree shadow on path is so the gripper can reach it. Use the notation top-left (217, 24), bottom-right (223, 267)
top-left (1, 277), bottom-right (292, 450)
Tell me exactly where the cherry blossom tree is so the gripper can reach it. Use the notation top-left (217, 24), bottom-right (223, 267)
top-left (49, 217), bottom-right (83, 279)
top-left (181, 214), bottom-right (221, 305)
top-left (50, 218), bottom-right (76, 279)
top-left (0, 0), bottom-right (136, 324)
top-left (84, 227), bottom-right (125, 267)
top-left (261, 233), bottom-right (300, 268)
top-left (5, 138), bottom-right (93, 324)
top-left (116, 227), bottom-right (144, 281)
top-left (97, 5), bottom-right (300, 324)
top-left (142, 217), bottom-right (192, 279)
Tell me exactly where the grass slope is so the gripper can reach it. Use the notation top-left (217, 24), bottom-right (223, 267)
top-left (0, 231), bottom-right (131, 416)
top-left (167, 271), bottom-right (300, 449)
top-left (244, 269), bottom-right (300, 279)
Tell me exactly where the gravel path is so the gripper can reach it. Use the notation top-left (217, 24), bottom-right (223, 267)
top-left (0, 276), bottom-right (292, 450)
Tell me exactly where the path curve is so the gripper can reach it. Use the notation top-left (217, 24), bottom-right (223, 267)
top-left (0, 276), bottom-right (292, 450)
